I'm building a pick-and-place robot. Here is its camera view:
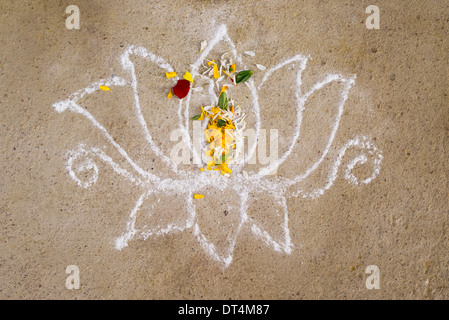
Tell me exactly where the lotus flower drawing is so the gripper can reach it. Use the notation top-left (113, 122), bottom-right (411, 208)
top-left (52, 25), bottom-right (383, 268)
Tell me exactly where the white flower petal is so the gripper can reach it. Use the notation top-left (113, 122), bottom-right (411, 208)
top-left (200, 40), bottom-right (208, 52)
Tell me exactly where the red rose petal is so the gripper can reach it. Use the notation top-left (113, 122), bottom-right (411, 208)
top-left (172, 79), bottom-right (191, 99)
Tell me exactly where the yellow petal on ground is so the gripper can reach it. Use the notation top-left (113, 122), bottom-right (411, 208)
top-left (220, 86), bottom-right (228, 95)
top-left (207, 60), bottom-right (216, 66)
top-left (183, 71), bottom-right (194, 83)
top-left (167, 89), bottom-right (173, 99)
top-left (194, 194), bottom-right (204, 199)
top-left (166, 72), bottom-right (177, 78)
top-left (211, 107), bottom-right (220, 114)
top-left (221, 164), bottom-right (232, 174)
top-left (99, 85), bottom-right (111, 91)
top-left (200, 167), bottom-right (205, 171)
top-left (213, 63), bottom-right (220, 79)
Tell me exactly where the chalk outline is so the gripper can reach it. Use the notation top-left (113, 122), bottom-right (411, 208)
top-left (52, 24), bottom-right (383, 269)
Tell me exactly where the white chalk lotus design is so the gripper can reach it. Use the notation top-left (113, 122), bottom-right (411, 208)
top-left (52, 25), bottom-right (382, 268)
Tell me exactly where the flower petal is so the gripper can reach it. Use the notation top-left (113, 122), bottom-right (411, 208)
top-left (246, 193), bottom-right (292, 254)
top-left (273, 74), bottom-right (356, 180)
top-left (53, 76), bottom-right (166, 182)
top-left (192, 185), bottom-right (245, 268)
top-left (166, 72), bottom-right (177, 78)
top-left (255, 54), bottom-right (356, 182)
top-left (200, 40), bottom-right (208, 52)
top-left (182, 71), bottom-right (194, 83)
top-left (120, 46), bottom-right (189, 176)
top-left (237, 55), bottom-right (309, 175)
top-left (173, 79), bottom-right (191, 99)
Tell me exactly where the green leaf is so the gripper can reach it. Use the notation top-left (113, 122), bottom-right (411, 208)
top-left (217, 119), bottom-right (226, 127)
top-left (221, 154), bottom-right (228, 163)
top-left (236, 70), bottom-right (253, 83)
top-left (191, 114), bottom-right (201, 120)
top-left (215, 153), bottom-right (228, 165)
top-left (218, 91), bottom-right (228, 110)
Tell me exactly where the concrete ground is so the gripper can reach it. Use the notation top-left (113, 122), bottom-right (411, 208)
top-left (0, 0), bottom-right (448, 299)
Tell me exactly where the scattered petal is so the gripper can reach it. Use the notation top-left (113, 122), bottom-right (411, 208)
top-left (166, 72), bottom-right (177, 78)
top-left (172, 79), bottom-right (191, 99)
top-left (200, 40), bottom-right (208, 52)
top-left (99, 85), bottom-right (111, 91)
top-left (256, 64), bottom-right (266, 71)
top-left (167, 88), bottom-right (173, 99)
top-left (220, 86), bottom-right (228, 95)
top-left (244, 51), bottom-right (255, 57)
top-left (183, 71), bottom-right (194, 83)
top-left (194, 194), bottom-right (205, 199)
top-left (213, 63), bottom-right (220, 79)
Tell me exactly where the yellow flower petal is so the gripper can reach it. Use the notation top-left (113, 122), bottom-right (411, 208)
top-left (220, 163), bottom-right (232, 173)
top-left (183, 71), bottom-right (194, 83)
top-left (99, 85), bottom-right (111, 91)
top-left (167, 89), bottom-right (173, 99)
top-left (213, 64), bottom-right (220, 79)
top-left (211, 107), bottom-right (220, 114)
top-left (194, 194), bottom-right (204, 199)
top-left (207, 60), bottom-right (216, 66)
top-left (220, 86), bottom-right (228, 95)
top-left (166, 72), bottom-right (177, 78)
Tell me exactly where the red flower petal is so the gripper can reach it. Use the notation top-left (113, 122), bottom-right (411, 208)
top-left (172, 79), bottom-right (191, 99)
